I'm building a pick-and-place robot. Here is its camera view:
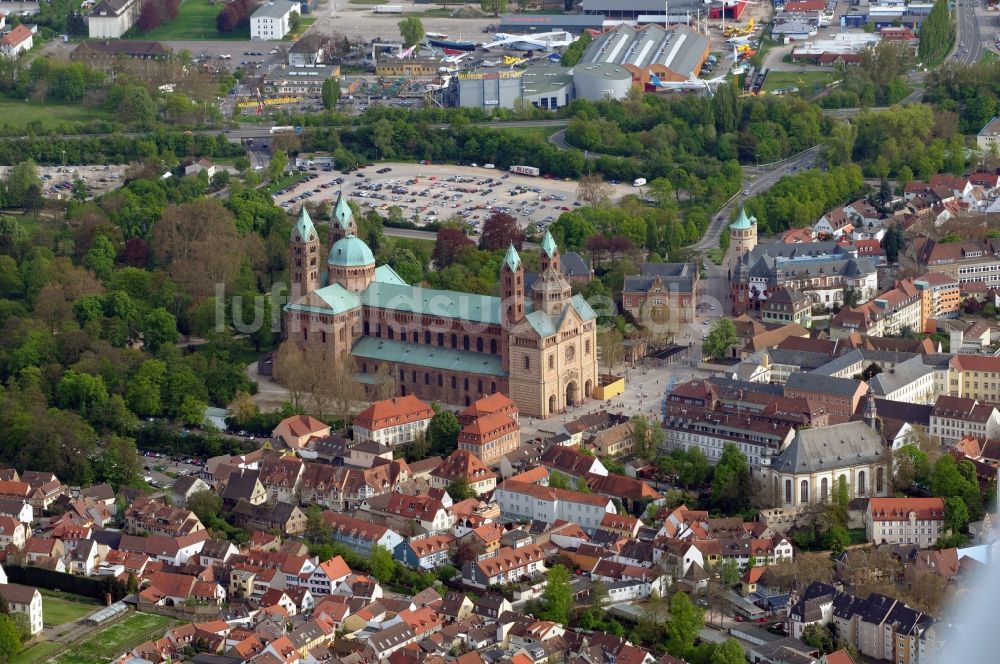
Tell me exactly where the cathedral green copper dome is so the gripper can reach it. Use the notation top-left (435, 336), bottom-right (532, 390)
top-left (730, 206), bottom-right (756, 231)
top-left (328, 235), bottom-right (374, 267)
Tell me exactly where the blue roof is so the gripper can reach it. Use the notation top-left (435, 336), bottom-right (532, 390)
top-left (328, 235), bottom-right (374, 267)
top-left (361, 282), bottom-right (504, 326)
top-left (352, 337), bottom-right (507, 377)
top-left (374, 264), bottom-right (409, 286)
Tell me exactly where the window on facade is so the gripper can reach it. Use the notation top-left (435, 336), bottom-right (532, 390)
top-left (821, 478), bottom-right (828, 503)
top-left (800, 480), bottom-right (809, 504)
top-left (464, 378), bottom-right (469, 391)
top-left (438, 374), bottom-right (443, 387)
top-left (399, 369), bottom-right (405, 382)
top-left (491, 339), bottom-right (498, 354)
top-left (858, 471), bottom-right (867, 496)
top-left (451, 376), bottom-right (457, 389)
top-left (876, 467), bottom-right (884, 494)
top-left (524, 356), bottom-right (530, 370)
top-left (567, 345), bottom-right (575, 361)
top-left (548, 355), bottom-right (555, 370)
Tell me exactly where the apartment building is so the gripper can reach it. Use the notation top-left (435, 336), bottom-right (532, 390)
top-left (462, 544), bottom-right (547, 588)
top-left (929, 395), bottom-right (1000, 445)
top-left (947, 354), bottom-right (1000, 403)
top-left (456, 412), bottom-right (520, 467)
top-left (784, 373), bottom-right (868, 424)
top-left (495, 480), bottom-right (616, 533)
top-left (250, 1), bottom-right (299, 41)
top-left (908, 236), bottom-right (1000, 290)
top-left (865, 497), bottom-right (946, 547)
top-left (914, 272), bottom-right (961, 320)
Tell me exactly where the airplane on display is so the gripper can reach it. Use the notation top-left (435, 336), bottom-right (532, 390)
top-left (441, 52), bottom-right (472, 64)
top-left (503, 55), bottom-right (527, 65)
top-left (726, 34), bottom-right (753, 45)
top-left (481, 31), bottom-right (576, 51)
top-left (394, 45), bottom-right (417, 59)
top-left (649, 73), bottom-right (728, 96)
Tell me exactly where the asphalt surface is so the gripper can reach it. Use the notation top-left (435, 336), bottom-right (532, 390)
top-left (956, 0), bottom-right (984, 64)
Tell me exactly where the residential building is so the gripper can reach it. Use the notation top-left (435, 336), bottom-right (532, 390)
top-left (0, 582), bottom-right (42, 635)
top-left (456, 412), bottom-right (520, 466)
top-left (258, 455), bottom-right (305, 504)
top-left (830, 278), bottom-right (925, 339)
top-left (906, 236), bottom-right (1000, 290)
top-left (394, 534), bottom-right (455, 570)
top-left (929, 395), bottom-right (1000, 445)
top-left (587, 420), bottom-right (635, 458)
top-left (230, 500), bottom-right (306, 536)
top-left (978, 117), bottom-right (1000, 150)
top-left (462, 544), bottom-right (547, 588)
top-left (948, 355), bottom-right (1000, 403)
top-left (867, 356), bottom-right (937, 404)
top-left (353, 395), bottom-right (434, 448)
top-left (321, 512), bottom-right (404, 557)
top-left (430, 450), bottom-right (497, 496)
top-left (0, 25), bottom-right (33, 58)
top-left (250, 1), bottom-right (299, 41)
top-left (914, 272), bottom-right (961, 320)
top-left (288, 33), bottom-right (328, 67)
top-left (495, 479), bottom-right (615, 533)
top-left (0, 517), bottom-right (26, 550)
top-left (272, 415), bottom-right (331, 451)
top-left (761, 287), bottom-right (812, 328)
top-left (865, 497), bottom-right (946, 546)
top-left (765, 420), bottom-right (890, 508)
top-left (125, 496), bottom-right (204, 537)
top-left (171, 475), bottom-right (211, 507)
top-left (87, 0), bottom-right (141, 39)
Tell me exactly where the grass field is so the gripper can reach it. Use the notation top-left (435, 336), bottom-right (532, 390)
top-left (132, 0), bottom-right (250, 41)
top-left (762, 70), bottom-right (842, 95)
top-left (0, 98), bottom-right (114, 131)
top-left (49, 613), bottom-right (178, 664)
top-left (497, 126), bottom-right (558, 141)
top-left (10, 641), bottom-right (61, 664)
top-left (41, 591), bottom-right (100, 627)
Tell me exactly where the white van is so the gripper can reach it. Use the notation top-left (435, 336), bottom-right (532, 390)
top-left (633, 177), bottom-right (647, 187)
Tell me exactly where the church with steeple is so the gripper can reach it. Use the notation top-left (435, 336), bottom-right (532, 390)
top-left (284, 193), bottom-right (599, 419)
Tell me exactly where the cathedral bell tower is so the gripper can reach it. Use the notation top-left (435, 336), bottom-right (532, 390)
top-left (500, 243), bottom-right (525, 372)
top-left (329, 191), bottom-right (358, 250)
top-left (290, 207), bottom-right (320, 297)
top-left (532, 230), bottom-right (572, 316)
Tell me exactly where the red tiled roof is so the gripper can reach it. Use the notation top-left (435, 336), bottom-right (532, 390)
top-left (1, 25), bottom-right (32, 48)
top-left (354, 395), bottom-right (433, 431)
top-left (868, 497), bottom-right (946, 521)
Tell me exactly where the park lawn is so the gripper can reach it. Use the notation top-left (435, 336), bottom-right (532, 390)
top-left (10, 641), bottom-right (62, 664)
top-left (498, 126), bottom-right (558, 141)
top-left (0, 98), bottom-right (114, 131)
top-left (49, 612), bottom-right (178, 664)
top-left (762, 70), bottom-right (841, 95)
top-left (132, 0), bottom-right (250, 41)
top-left (41, 591), bottom-right (101, 626)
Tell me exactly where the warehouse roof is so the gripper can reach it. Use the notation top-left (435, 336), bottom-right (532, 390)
top-left (521, 64), bottom-right (574, 96)
top-left (581, 23), bottom-right (709, 80)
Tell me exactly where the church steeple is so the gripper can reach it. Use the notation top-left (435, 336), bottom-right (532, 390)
top-left (864, 386), bottom-right (879, 432)
top-left (501, 243), bottom-right (525, 324)
top-left (532, 231), bottom-right (571, 316)
top-left (329, 191), bottom-right (357, 248)
top-left (290, 207), bottom-right (320, 295)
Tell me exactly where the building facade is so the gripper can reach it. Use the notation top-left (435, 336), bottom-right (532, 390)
top-left (250, 1), bottom-right (299, 41)
top-left (865, 497), bottom-right (946, 547)
top-left (352, 395), bottom-right (434, 447)
top-left (87, 0), bottom-right (140, 39)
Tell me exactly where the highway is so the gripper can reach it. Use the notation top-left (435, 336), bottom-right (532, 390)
top-left (956, 0), bottom-right (984, 65)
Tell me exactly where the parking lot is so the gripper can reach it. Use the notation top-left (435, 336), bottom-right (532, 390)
top-left (0, 164), bottom-right (129, 200)
top-left (272, 162), bottom-right (634, 233)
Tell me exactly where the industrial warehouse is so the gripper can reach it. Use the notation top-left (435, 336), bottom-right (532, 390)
top-left (447, 23), bottom-right (709, 110)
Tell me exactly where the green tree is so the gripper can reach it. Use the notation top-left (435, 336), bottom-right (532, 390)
top-left (918, 0), bottom-right (954, 64)
top-left (370, 544), bottom-right (395, 583)
top-left (187, 490), bottom-right (223, 525)
top-left (711, 639), bottom-right (747, 664)
top-left (712, 443), bottom-right (751, 513)
top-left (447, 476), bottom-right (477, 501)
top-left (802, 623), bottom-right (834, 654)
top-left (631, 414), bottom-right (665, 459)
top-left (548, 470), bottom-right (572, 490)
top-left (0, 614), bottom-right (20, 660)
top-left (703, 319), bottom-right (737, 360)
top-left (269, 150), bottom-right (288, 180)
top-left (719, 559), bottom-right (740, 587)
top-left (398, 17), bottom-right (425, 48)
top-left (944, 495), bottom-right (969, 535)
top-left (142, 307), bottom-right (179, 353)
top-left (83, 234), bottom-right (117, 279)
top-left (480, 0), bottom-right (508, 16)
top-left (666, 591), bottom-right (704, 658)
top-left (5, 160), bottom-right (40, 208)
top-left (321, 78), bottom-right (341, 110)
top-left (539, 564), bottom-right (572, 624)
top-left (288, 10), bottom-right (301, 35)
top-left (427, 409), bottom-right (460, 457)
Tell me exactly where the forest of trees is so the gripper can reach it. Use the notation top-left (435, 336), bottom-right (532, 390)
top-left (918, 0), bottom-right (955, 65)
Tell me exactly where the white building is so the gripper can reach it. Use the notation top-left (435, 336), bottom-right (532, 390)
top-left (978, 117), bottom-right (1000, 151)
top-left (495, 479), bottom-right (615, 533)
top-left (865, 497), bottom-right (946, 547)
top-left (352, 395), bottom-right (434, 448)
top-left (929, 395), bottom-right (1000, 445)
top-left (0, 580), bottom-right (42, 635)
top-left (868, 356), bottom-right (937, 404)
top-left (250, 1), bottom-right (299, 41)
top-left (87, 0), bottom-right (141, 39)
top-left (0, 24), bottom-right (33, 59)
